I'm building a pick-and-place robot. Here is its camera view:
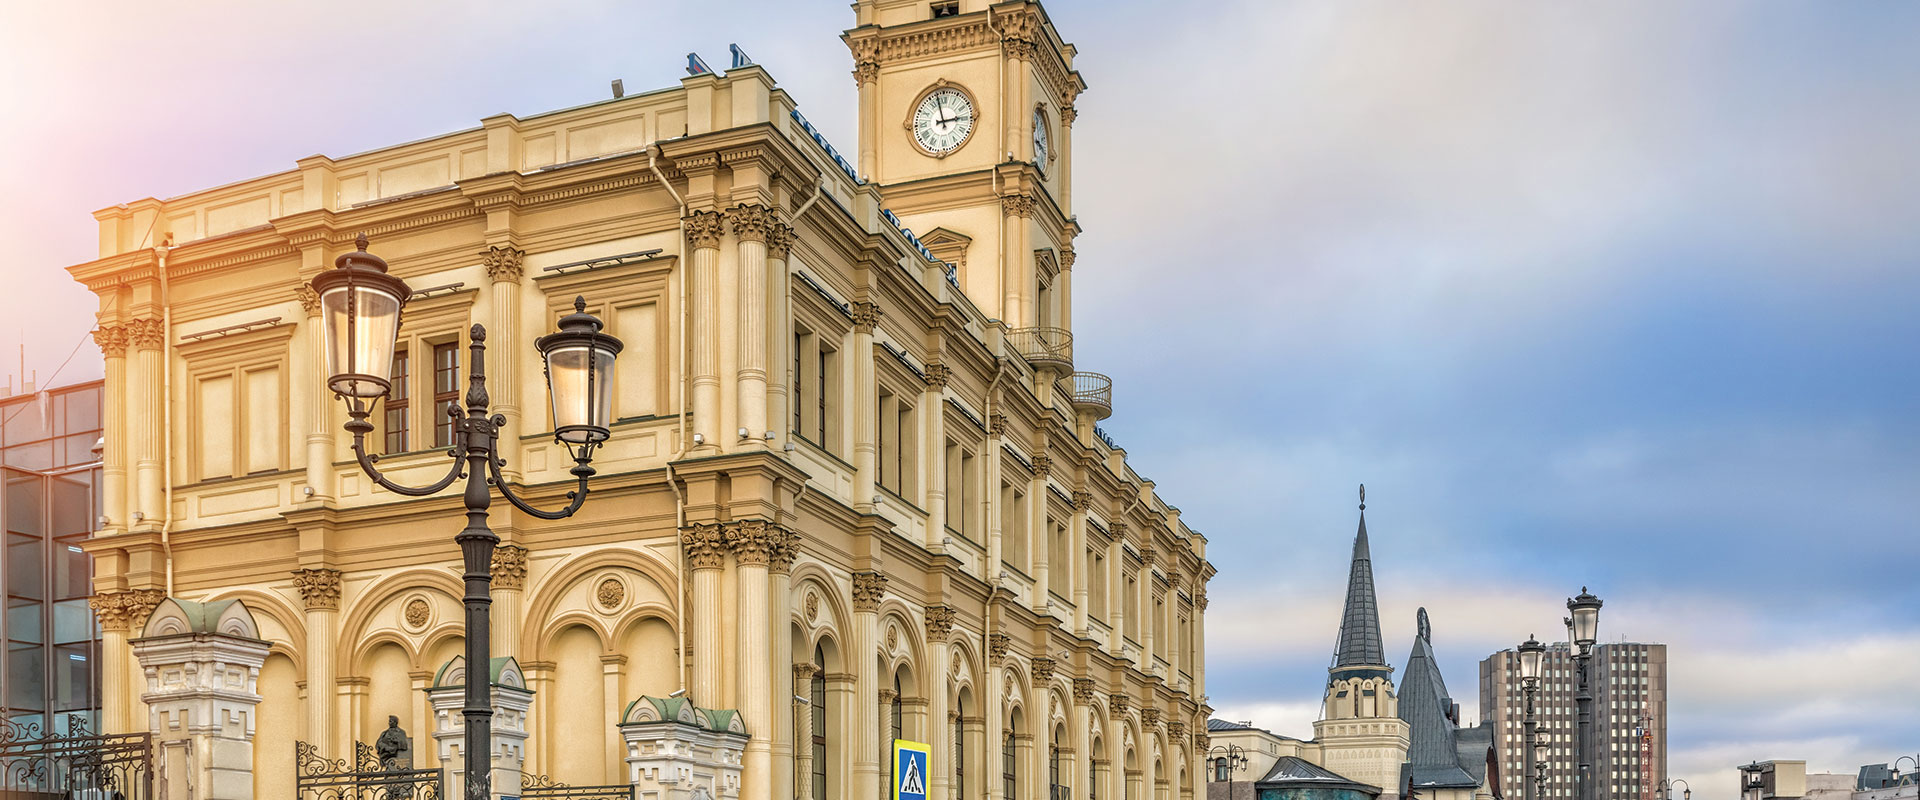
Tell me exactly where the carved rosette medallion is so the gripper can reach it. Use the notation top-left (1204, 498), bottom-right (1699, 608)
top-left (685, 211), bottom-right (726, 249)
top-left (483, 245), bottom-right (526, 283)
top-left (850, 302), bottom-right (882, 333)
top-left (851, 570), bottom-right (888, 612)
top-left (682, 523), bottom-right (728, 571)
top-left (924, 604), bottom-right (957, 639)
top-left (490, 545), bottom-right (529, 591)
top-left (804, 591), bottom-right (821, 622)
top-left (1030, 656), bottom-right (1056, 685)
top-left (1072, 679), bottom-right (1096, 705)
top-left (403, 598), bottom-right (431, 629)
top-left (726, 204), bottom-right (775, 244)
top-left (292, 568), bottom-right (344, 611)
top-left (885, 624), bottom-right (900, 652)
top-left (987, 633), bottom-right (1011, 663)
top-left (597, 577), bottom-right (626, 610)
top-left (725, 519), bottom-right (776, 566)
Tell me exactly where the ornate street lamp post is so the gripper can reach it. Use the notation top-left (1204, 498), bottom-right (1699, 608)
top-left (1567, 589), bottom-right (1602, 800)
top-left (1518, 635), bottom-right (1546, 800)
top-left (1891, 757), bottom-right (1919, 790)
top-left (314, 234), bottom-right (623, 800)
top-left (1207, 744), bottom-right (1249, 783)
top-left (1660, 777), bottom-right (1692, 800)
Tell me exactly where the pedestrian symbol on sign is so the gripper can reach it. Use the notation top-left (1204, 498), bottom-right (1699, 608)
top-left (893, 739), bottom-right (931, 800)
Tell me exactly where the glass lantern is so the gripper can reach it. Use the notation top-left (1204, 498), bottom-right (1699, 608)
top-left (1568, 588), bottom-right (1603, 648)
top-left (536, 296), bottom-right (624, 446)
top-left (312, 234), bottom-right (410, 399)
top-left (1519, 635), bottom-right (1546, 685)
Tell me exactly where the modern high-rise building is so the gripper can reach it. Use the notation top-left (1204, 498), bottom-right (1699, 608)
top-left (0, 379), bottom-right (104, 734)
top-left (1480, 640), bottom-right (1667, 800)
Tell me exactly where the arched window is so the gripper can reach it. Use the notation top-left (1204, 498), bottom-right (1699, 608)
top-left (811, 645), bottom-right (827, 800)
top-left (953, 702), bottom-right (966, 799)
top-left (885, 673), bottom-right (903, 792)
top-left (1003, 731), bottom-right (1017, 799)
top-left (1050, 744), bottom-right (1064, 800)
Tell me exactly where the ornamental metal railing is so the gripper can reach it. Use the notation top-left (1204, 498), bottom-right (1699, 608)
top-left (521, 772), bottom-right (636, 800)
top-left (1066, 371), bottom-right (1113, 418)
top-left (295, 741), bottom-right (443, 800)
top-left (1, 716), bottom-right (153, 800)
top-left (1008, 327), bottom-right (1074, 370)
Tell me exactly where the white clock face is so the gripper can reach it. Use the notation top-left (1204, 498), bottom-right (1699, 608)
top-left (1032, 108), bottom-right (1050, 172)
top-left (913, 87), bottom-right (975, 155)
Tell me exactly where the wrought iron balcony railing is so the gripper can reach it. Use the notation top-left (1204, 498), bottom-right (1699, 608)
top-left (1066, 371), bottom-right (1112, 419)
top-left (1009, 327), bottom-right (1074, 371)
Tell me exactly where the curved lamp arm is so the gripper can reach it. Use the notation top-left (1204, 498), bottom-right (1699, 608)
top-left (487, 432), bottom-right (593, 520)
top-left (345, 406), bottom-right (465, 497)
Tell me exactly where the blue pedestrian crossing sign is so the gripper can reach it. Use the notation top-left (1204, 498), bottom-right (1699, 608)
top-left (893, 739), bottom-right (930, 800)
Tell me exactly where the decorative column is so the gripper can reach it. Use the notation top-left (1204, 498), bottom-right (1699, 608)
top-left (850, 303), bottom-right (881, 510)
top-left (93, 324), bottom-right (130, 530)
top-left (985, 414), bottom-right (1007, 570)
top-left (293, 568), bottom-right (342, 754)
top-left (792, 662), bottom-right (818, 800)
top-left (850, 38), bottom-right (880, 179)
top-left (491, 546), bottom-right (528, 660)
top-left (687, 211), bottom-right (726, 451)
top-left (766, 224), bottom-right (795, 443)
top-left (769, 529), bottom-right (800, 800)
top-left (1167, 721), bottom-right (1189, 799)
top-left (1029, 658), bottom-right (1055, 797)
top-left (1072, 680), bottom-right (1095, 800)
top-left (129, 316), bottom-right (165, 529)
top-left (521, 661), bottom-right (555, 777)
top-left (86, 591), bottom-right (138, 732)
top-left (1194, 583), bottom-right (1210, 706)
top-left (851, 571), bottom-right (888, 800)
top-left (1138, 548), bottom-right (1157, 673)
top-left (999, 195), bottom-right (1036, 328)
top-left (1167, 571), bottom-right (1184, 682)
top-left (1106, 523), bottom-right (1126, 654)
top-left (922, 364), bottom-right (952, 549)
top-left (1140, 708), bottom-right (1161, 800)
top-left (684, 523), bottom-right (729, 705)
top-left (133, 599), bottom-right (270, 800)
top-left (484, 246), bottom-right (527, 478)
top-left (984, 634), bottom-right (1009, 800)
top-left (602, 654), bottom-right (627, 782)
top-left (729, 521), bottom-right (777, 800)
top-left (925, 606), bottom-right (956, 800)
top-left (1029, 455), bottom-right (1051, 612)
top-left (1071, 491), bottom-right (1092, 635)
top-left (1059, 94), bottom-right (1078, 218)
top-left (1110, 696), bottom-right (1133, 800)
top-left (295, 286), bottom-right (336, 503)
top-left (728, 206), bottom-right (774, 450)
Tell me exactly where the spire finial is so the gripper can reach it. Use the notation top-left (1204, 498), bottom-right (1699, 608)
top-left (1359, 483), bottom-right (1366, 511)
top-left (355, 232), bottom-right (369, 252)
top-left (574, 295), bottom-right (587, 313)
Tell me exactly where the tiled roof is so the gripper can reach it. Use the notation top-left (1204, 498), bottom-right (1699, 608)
top-left (1397, 609), bottom-right (1482, 790)
top-left (1333, 511), bottom-right (1386, 669)
top-left (1257, 756), bottom-right (1382, 796)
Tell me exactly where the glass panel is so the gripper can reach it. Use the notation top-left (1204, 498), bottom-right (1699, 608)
top-left (61, 434), bottom-right (98, 468)
top-left (51, 475), bottom-right (89, 537)
top-left (54, 644), bottom-right (93, 710)
top-left (8, 472), bottom-right (44, 534)
top-left (53, 599), bottom-right (92, 644)
top-left (3, 442), bottom-right (52, 471)
top-left (54, 538), bottom-right (89, 600)
top-left (6, 640), bottom-right (46, 710)
top-left (7, 597), bottom-right (43, 643)
top-left (62, 390), bottom-right (100, 434)
top-left (8, 533), bottom-right (44, 599)
top-left (3, 398), bottom-right (50, 442)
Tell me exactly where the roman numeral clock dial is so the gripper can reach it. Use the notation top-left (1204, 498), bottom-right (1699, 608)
top-left (911, 86), bottom-right (975, 156)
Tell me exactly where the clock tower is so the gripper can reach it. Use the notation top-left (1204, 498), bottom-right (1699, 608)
top-left (844, 0), bottom-right (1085, 330)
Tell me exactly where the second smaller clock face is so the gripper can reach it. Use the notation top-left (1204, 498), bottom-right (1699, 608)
top-left (913, 87), bottom-right (976, 155)
top-left (1032, 107), bottom-right (1050, 172)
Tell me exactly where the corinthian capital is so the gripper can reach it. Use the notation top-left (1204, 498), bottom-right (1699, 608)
top-left (685, 211), bottom-right (726, 249)
top-left (726, 204), bottom-right (775, 244)
top-left (725, 519), bottom-right (778, 566)
top-left (127, 318), bottom-right (165, 350)
top-left (852, 570), bottom-right (888, 612)
top-left (682, 523), bottom-right (728, 571)
top-left (491, 545), bottom-right (529, 590)
top-left (93, 324), bottom-right (129, 358)
top-left (851, 302), bottom-right (882, 333)
top-left (767, 222), bottom-right (795, 261)
top-left (292, 568), bottom-right (343, 611)
top-left (1001, 193), bottom-right (1037, 219)
top-left (925, 604), bottom-right (958, 639)
top-left (483, 245), bottom-right (526, 283)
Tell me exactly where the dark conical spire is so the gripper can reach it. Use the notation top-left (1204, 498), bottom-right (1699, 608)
top-left (1333, 485), bottom-right (1386, 669)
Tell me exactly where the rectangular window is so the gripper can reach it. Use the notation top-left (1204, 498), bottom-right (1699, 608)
top-left (432, 342), bottom-right (460, 447)
top-left (1001, 483), bottom-right (1028, 570)
top-left (960, 450), bottom-right (979, 539)
top-left (1089, 549), bottom-right (1108, 617)
top-left (791, 327), bottom-right (837, 453)
top-left (385, 348), bottom-right (410, 454)
top-left (877, 387), bottom-right (915, 498)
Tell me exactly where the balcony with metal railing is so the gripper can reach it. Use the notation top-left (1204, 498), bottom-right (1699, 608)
top-left (1008, 327), bottom-right (1074, 372)
top-left (1066, 371), bottom-right (1112, 419)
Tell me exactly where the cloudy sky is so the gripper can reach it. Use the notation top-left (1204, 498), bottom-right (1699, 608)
top-left (4, 1), bottom-right (1915, 795)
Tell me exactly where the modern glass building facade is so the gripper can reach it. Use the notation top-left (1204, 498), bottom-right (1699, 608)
top-left (0, 380), bottom-right (103, 734)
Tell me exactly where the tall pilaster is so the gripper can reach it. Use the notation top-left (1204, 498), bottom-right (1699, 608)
top-left (1139, 547), bottom-right (1157, 673)
top-left (1072, 679), bottom-right (1095, 800)
top-left (766, 224), bottom-right (795, 444)
top-left (484, 246), bottom-right (527, 478)
top-left (850, 303), bottom-right (880, 510)
top-left (925, 606), bottom-right (957, 800)
top-left (1194, 586), bottom-right (1209, 705)
top-left (292, 568), bottom-right (342, 753)
top-left (985, 414), bottom-right (1007, 571)
top-left (728, 206), bottom-right (774, 450)
top-left (491, 546), bottom-right (528, 659)
top-left (851, 571), bottom-right (888, 800)
top-left (294, 286), bottom-right (335, 503)
top-left (1071, 492), bottom-right (1092, 634)
top-left (769, 530), bottom-right (800, 800)
top-left (792, 662), bottom-right (818, 800)
top-left (1106, 522), bottom-right (1126, 655)
top-left (1029, 456), bottom-right (1051, 612)
top-left (129, 316), bottom-right (165, 529)
top-left (1141, 707), bottom-right (1161, 800)
top-left (687, 211), bottom-right (726, 451)
top-left (93, 324), bottom-right (130, 531)
top-left (87, 592), bottom-right (132, 732)
top-left (984, 634), bottom-right (1009, 800)
top-left (683, 523), bottom-right (728, 704)
top-left (1029, 658), bottom-right (1055, 796)
top-left (922, 364), bottom-right (952, 549)
top-left (851, 39), bottom-right (880, 180)
top-left (729, 521), bottom-right (777, 800)
top-left (1000, 195), bottom-right (1036, 328)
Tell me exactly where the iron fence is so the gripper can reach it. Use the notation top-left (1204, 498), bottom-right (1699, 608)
top-left (0, 716), bottom-right (152, 800)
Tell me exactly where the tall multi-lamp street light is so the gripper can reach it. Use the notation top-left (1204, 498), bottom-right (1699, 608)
top-left (314, 234), bottom-right (624, 800)
top-left (1659, 777), bottom-right (1692, 800)
top-left (1518, 634), bottom-right (1547, 800)
top-left (1566, 589), bottom-right (1603, 800)
top-left (1891, 756), bottom-right (1919, 788)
